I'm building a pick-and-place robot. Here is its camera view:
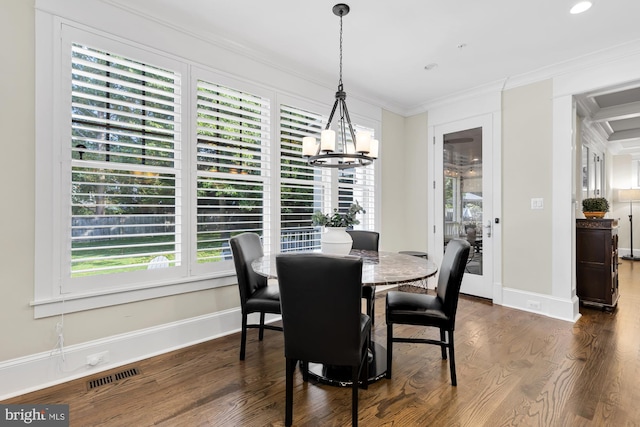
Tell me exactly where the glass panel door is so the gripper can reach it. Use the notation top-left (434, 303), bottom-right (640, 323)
top-left (433, 114), bottom-right (493, 299)
top-left (444, 127), bottom-right (483, 275)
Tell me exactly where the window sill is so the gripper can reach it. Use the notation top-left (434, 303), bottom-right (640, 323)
top-left (31, 273), bottom-right (237, 318)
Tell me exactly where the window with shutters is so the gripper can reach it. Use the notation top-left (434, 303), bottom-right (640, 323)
top-left (338, 125), bottom-right (377, 230)
top-left (279, 105), bottom-right (377, 252)
top-left (35, 23), bottom-right (378, 316)
top-left (195, 79), bottom-right (270, 269)
top-left (65, 40), bottom-right (183, 293)
top-left (279, 105), bottom-right (330, 252)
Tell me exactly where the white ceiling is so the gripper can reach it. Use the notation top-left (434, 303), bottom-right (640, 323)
top-left (106, 0), bottom-right (640, 149)
top-left (106, 0), bottom-right (640, 111)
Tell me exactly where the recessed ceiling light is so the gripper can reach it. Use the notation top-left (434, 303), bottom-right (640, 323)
top-left (570, 1), bottom-right (592, 14)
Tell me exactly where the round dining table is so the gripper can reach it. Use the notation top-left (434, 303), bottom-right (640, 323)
top-left (251, 249), bottom-right (438, 386)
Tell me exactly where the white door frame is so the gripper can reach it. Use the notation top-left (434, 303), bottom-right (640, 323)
top-left (427, 93), bottom-right (502, 303)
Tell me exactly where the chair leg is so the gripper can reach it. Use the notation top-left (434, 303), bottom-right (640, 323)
top-left (448, 330), bottom-right (457, 386)
top-left (240, 313), bottom-right (248, 360)
top-left (285, 358), bottom-right (296, 426)
top-left (439, 328), bottom-right (447, 359)
top-left (301, 360), bottom-right (309, 382)
top-left (386, 323), bottom-right (393, 379)
top-left (351, 366), bottom-right (359, 427)
top-left (258, 312), bottom-right (266, 341)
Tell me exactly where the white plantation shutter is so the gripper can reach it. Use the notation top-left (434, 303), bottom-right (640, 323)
top-left (69, 43), bottom-right (181, 282)
top-left (338, 125), bottom-right (376, 230)
top-left (279, 105), bottom-right (331, 252)
top-left (36, 22), bottom-right (381, 315)
top-left (196, 80), bottom-right (270, 264)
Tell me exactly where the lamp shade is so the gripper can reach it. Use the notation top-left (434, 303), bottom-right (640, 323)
top-left (616, 188), bottom-right (640, 202)
top-left (321, 129), bottom-right (336, 152)
top-left (355, 130), bottom-right (372, 154)
top-left (369, 139), bottom-right (379, 159)
top-left (302, 136), bottom-right (317, 156)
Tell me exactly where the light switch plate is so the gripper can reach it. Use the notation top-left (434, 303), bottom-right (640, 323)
top-left (531, 198), bottom-right (544, 209)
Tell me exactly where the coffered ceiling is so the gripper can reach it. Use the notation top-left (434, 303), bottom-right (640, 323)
top-left (576, 83), bottom-right (640, 157)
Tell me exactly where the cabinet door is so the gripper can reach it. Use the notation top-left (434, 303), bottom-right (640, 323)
top-left (577, 264), bottom-right (609, 303)
top-left (576, 229), bottom-right (608, 264)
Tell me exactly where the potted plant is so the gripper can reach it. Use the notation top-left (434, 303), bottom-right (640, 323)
top-left (312, 202), bottom-right (365, 254)
top-left (312, 201), bottom-right (365, 228)
top-left (582, 197), bottom-right (609, 219)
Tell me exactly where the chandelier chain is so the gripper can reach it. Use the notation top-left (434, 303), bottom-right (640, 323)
top-left (339, 13), bottom-right (343, 87)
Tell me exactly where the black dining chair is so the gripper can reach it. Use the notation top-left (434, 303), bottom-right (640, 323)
top-left (385, 238), bottom-right (470, 386)
top-left (347, 230), bottom-right (379, 324)
top-left (229, 232), bottom-right (282, 361)
top-left (276, 253), bottom-right (371, 427)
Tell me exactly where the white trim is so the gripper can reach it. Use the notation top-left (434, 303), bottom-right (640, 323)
top-left (551, 95), bottom-right (579, 307)
top-left (550, 42), bottom-right (640, 324)
top-left (0, 308), bottom-right (281, 400)
top-left (427, 91), bottom-right (502, 303)
top-left (501, 287), bottom-right (581, 323)
top-left (32, 274), bottom-right (237, 318)
top-left (411, 40), bottom-right (640, 118)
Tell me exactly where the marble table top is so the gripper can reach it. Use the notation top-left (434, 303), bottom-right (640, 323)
top-left (251, 249), bottom-right (437, 286)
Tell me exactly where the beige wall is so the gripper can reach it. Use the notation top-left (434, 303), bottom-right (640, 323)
top-left (403, 113), bottom-right (430, 252)
top-left (0, 0), bottom-right (240, 362)
top-left (502, 80), bottom-right (554, 294)
top-left (379, 110), bottom-right (407, 251)
top-left (1, 0), bottom-right (40, 361)
top-left (379, 111), bottom-right (429, 253)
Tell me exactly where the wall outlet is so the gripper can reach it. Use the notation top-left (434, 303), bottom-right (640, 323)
top-left (526, 300), bottom-right (541, 310)
top-left (86, 351), bottom-right (109, 366)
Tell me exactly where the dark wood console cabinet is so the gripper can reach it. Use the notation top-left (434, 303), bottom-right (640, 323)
top-left (576, 218), bottom-right (619, 309)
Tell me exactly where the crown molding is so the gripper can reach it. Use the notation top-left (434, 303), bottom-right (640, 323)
top-left (92, 1), bottom-right (640, 119)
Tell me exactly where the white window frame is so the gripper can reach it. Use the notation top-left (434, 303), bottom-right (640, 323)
top-left (190, 67), bottom-right (275, 276)
top-left (33, 22), bottom-right (233, 318)
top-left (34, 14), bottom-right (380, 318)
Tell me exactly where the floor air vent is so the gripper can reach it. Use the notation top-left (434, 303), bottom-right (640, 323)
top-left (87, 367), bottom-right (140, 390)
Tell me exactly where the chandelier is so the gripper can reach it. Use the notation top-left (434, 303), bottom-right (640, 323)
top-left (302, 3), bottom-right (379, 169)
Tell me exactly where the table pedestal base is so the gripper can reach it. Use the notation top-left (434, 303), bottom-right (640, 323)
top-left (306, 341), bottom-right (387, 387)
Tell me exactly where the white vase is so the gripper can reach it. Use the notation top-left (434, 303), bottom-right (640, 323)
top-left (321, 227), bottom-right (353, 255)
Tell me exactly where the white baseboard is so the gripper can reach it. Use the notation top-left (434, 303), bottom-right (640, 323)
top-left (0, 309), bottom-right (281, 400)
top-left (500, 287), bottom-right (581, 322)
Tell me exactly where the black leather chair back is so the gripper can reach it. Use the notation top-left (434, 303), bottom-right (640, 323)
top-left (230, 233), bottom-right (268, 309)
top-left (436, 239), bottom-right (471, 327)
top-left (347, 230), bottom-right (380, 251)
top-left (276, 253), bottom-right (366, 366)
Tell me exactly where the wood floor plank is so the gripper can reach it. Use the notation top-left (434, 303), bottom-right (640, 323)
top-left (4, 262), bottom-right (640, 426)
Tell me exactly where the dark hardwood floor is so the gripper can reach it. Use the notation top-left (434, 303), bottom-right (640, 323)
top-left (4, 262), bottom-right (640, 426)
